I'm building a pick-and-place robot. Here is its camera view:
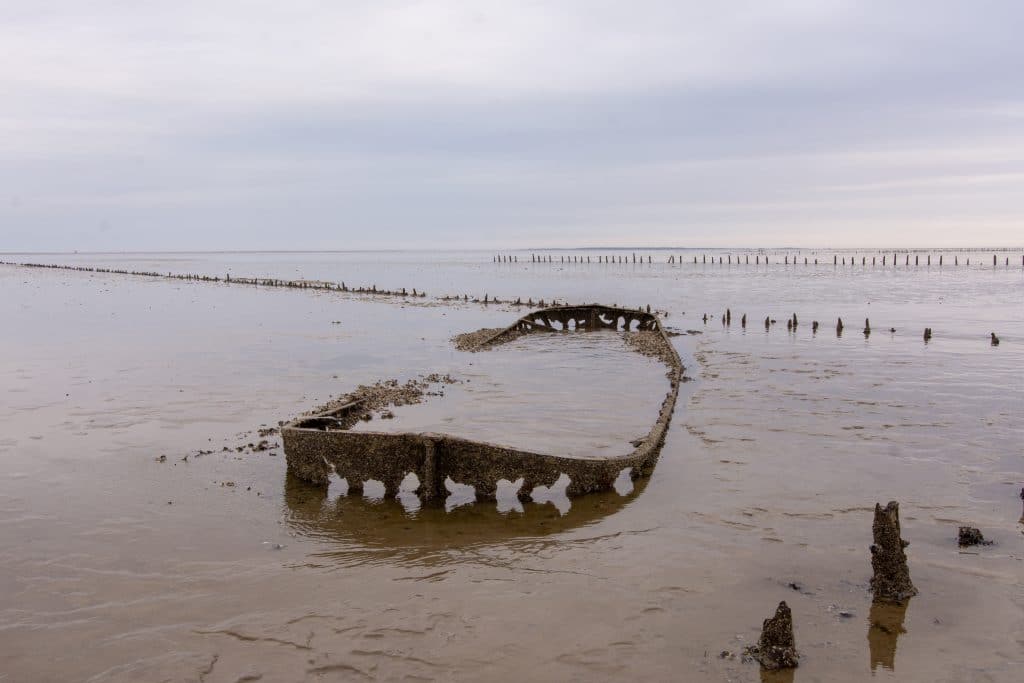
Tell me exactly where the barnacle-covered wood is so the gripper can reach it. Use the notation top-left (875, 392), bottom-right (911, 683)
top-left (283, 304), bottom-right (684, 502)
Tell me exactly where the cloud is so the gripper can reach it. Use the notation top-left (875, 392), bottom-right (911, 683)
top-left (1, 1), bottom-right (1023, 249)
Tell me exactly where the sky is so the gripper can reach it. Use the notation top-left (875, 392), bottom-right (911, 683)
top-left (2, 0), bottom-right (1023, 251)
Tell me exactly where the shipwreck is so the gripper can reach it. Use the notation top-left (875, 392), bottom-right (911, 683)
top-left (282, 304), bottom-right (684, 502)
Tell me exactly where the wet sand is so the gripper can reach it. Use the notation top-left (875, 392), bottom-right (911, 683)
top-left (0, 256), bottom-right (1021, 682)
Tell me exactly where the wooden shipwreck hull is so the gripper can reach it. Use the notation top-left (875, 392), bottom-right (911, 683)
top-left (282, 304), bottom-right (684, 501)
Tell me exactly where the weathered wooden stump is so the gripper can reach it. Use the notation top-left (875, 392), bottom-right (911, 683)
top-left (870, 501), bottom-right (918, 603)
top-left (958, 526), bottom-right (991, 546)
top-left (744, 601), bottom-right (799, 670)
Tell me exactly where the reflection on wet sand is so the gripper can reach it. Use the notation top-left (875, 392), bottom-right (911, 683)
top-left (760, 666), bottom-right (796, 683)
top-left (868, 599), bottom-right (910, 672)
top-left (283, 471), bottom-right (650, 563)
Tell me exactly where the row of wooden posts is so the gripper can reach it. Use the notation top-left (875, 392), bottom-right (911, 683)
top-left (709, 309), bottom-right (999, 344)
top-left (0, 261), bottom-right (428, 299)
top-left (494, 253), bottom-right (1024, 266)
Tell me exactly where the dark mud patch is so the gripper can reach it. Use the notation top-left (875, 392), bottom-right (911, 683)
top-left (307, 374), bottom-right (461, 429)
top-left (452, 327), bottom-right (520, 351)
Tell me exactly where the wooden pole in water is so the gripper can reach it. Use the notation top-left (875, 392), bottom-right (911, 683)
top-left (765, 316), bottom-right (770, 330)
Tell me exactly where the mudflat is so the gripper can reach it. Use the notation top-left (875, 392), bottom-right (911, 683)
top-left (1, 251), bottom-right (1021, 682)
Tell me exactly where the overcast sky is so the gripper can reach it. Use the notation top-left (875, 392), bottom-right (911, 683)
top-left (2, 1), bottom-right (1023, 250)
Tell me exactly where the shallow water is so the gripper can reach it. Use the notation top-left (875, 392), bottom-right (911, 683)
top-left (0, 253), bottom-right (1021, 682)
top-left (350, 332), bottom-right (669, 459)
